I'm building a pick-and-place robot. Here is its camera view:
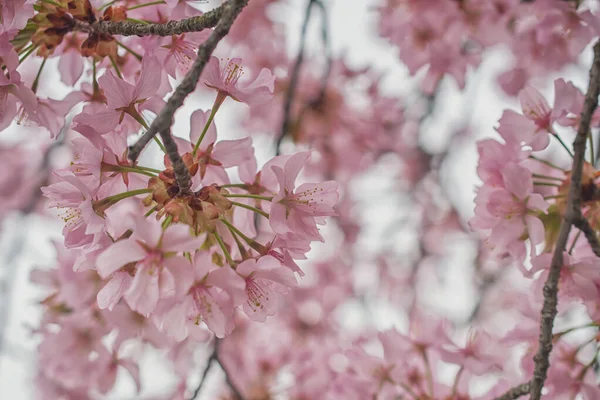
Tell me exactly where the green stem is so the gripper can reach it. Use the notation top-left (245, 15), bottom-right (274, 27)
top-left (544, 194), bottom-right (565, 200)
top-left (220, 183), bottom-right (250, 189)
top-left (220, 218), bottom-right (266, 253)
top-left (532, 173), bottom-right (564, 182)
top-left (552, 133), bottom-right (574, 157)
top-left (134, 113), bottom-right (167, 154)
top-left (31, 57), bottom-right (47, 93)
top-left (136, 165), bottom-right (163, 174)
top-left (528, 155), bottom-right (566, 171)
top-left (101, 188), bottom-right (153, 203)
top-left (162, 214), bottom-right (173, 229)
top-left (99, 0), bottom-right (117, 11)
top-left (223, 193), bottom-right (272, 201)
top-left (117, 41), bottom-right (143, 61)
top-left (18, 43), bottom-right (39, 64)
top-left (533, 181), bottom-right (560, 187)
top-left (213, 231), bottom-right (235, 266)
top-left (230, 201), bottom-right (269, 219)
top-left (145, 205), bottom-right (157, 217)
top-left (109, 56), bottom-right (123, 79)
top-left (113, 165), bottom-right (157, 177)
top-left (127, 1), bottom-right (166, 10)
top-left (193, 106), bottom-right (219, 156)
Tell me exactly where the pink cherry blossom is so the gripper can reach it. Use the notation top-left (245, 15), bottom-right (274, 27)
top-left (270, 152), bottom-right (339, 241)
top-left (204, 56), bottom-right (275, 107)
top-left (236, 255), bottom-right (297, 321)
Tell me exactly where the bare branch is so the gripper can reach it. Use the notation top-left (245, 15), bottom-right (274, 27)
top-left (494, 382), bottom-right (531, 400)
top-left (73, 5), bottom-right (224, 37)
top-left (276, 0), bottom-right (317, 155)
top-left (128, 0), bottom-right (249, 162)
top-left (188, 338), bottom-right (244, 400)
top-left (189, 345), bottom-right (218, 400)
top-left (529, 40), bottom-right (600, 400)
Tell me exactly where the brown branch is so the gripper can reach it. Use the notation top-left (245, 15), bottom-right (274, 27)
top-left (128, 0), bottom-right (249, 162)
top-left (160, 129), bottom-right (192, 195)
top-left (189, 343), bottom-right (218, 400)
top-left (572, 213), bottom-right (600, 257)
top-left (276, 0), bottom-right (318, 155)
top-left (189, 338), bottom-right (244, 400)
top-left (494, 382), bottom-right (531, 400)
top-left (73, 4), bottom-right (224, 37)
top-left (529, 40), bottom-right (600, 400)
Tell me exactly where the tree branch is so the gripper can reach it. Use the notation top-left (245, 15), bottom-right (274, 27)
top-left (160, 129), bottom-right (192, 195)
top-left (494, 382), bottom-right (531, 400)
top-left (276, 0), bottom-right (317, 155)
top-left (188, 338), bottom-right (244, 400)
top-left (529, 40), bottom-right (600, 400)
top-left (572, 212), bottom-right (600, 257)
top-left (128, 0), bottom-right (249, 162)
top-left (189, 344), bottom-right (218, 400)
top-left (73, 4), bottom-right (225, 37)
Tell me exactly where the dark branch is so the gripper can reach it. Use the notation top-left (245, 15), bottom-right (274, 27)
top-left (160, 129), bottom-right (192, 195)
top-left (529, 40), bottom-right (600, 400)
top-left (128, 0), bottom-right (249, 162)
top-left (189, 344), bottom-right (218, 400)
top-left (494, 382), bottom-right (531, 400)
top-left (73, 5), bottom-right (224, 37)
top-left (276, 0), bottom-right (317, 155)
top-left (573, 213), bottom-right (600, 257)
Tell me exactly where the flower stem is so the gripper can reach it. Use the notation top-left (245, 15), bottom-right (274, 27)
top-left (230, 201), bottom-right (269, 219)
top-left (213, 231), bottom-right (235, 266)
top-left (222, 193), bottom-right (272, 201)
top-left (220, 217), bottom-right (266, 253)
top-left (101, 188), bottom-right (153, 203)
top-left (128, 1), bottom-right (166, 10)
top-left (18, 43), bottom-right (39, 64)
top-left (31, 57), bottom-right (47, 93)
top-left (145, 205), bottom-right (157, 217)
top-left (532, 173), bottom-right (564, 182)
top-left (109, 55), bottom-right (123, 79)
top-left (528, 155), bottom-right (566, 171)
top-left (117, 40), bottom-right (143, 61)
top-left (551, 133), bottom-right (574, 157)
top-left (220, 183), bottom-right (250, 189)
top-left (533, 181), bottom-right (560, 187)
top-left (193, 106), bottom-right (220, 156)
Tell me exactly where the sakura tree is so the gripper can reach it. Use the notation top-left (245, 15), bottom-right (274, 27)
top-left (2, 0), bottom-right (600, 399)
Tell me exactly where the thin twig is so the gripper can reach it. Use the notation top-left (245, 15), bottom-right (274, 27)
top-left (73, 4), bottom-right (224, 37)
top-left (189, 345), bottom-right (218, 400)
top-left (572, 213), bottom-right (600, 257)
top-left (529, 40), bottom-right (600, 400)
top-left (160, 129), bottom-right (192, 195)
top-left (311, 0), bottom-right (332, 106)
top-left (214, 344), bottom-right (244, 400)
top-left (494, 382), bottom-right (531, 400)
top-left (128, 0), bottom-right (249, 162)
top-left (276, 0), bottom-right (317, 155)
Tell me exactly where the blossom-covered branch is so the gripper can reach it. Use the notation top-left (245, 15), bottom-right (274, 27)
top-left (530, 40), bottom-right (600, 400)
top-left (73, 4), bottom-right (225, 37)
top-left (128, 0), bottom-right (250, 162)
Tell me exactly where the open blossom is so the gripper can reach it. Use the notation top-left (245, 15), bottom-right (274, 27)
top-left (73, 55), bottom-right (165, 134)
top-left (96, 219), bottom-right (204, 316)
top-left (160, 251), bottom-right (245, 340)
top-left (270, 152), bottom-right (339, 241)
top-left (204, 56), bottom-right (275, 106)
top-left (236, 255), bottom-right (297, 322)
top-left (472, 162), bottom-right (549, 263)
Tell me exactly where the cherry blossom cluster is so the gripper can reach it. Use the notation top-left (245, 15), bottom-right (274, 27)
top-left (3, 0), bottom-right (600, 399)
top-left (377, 0), bottom-right (600, 94)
